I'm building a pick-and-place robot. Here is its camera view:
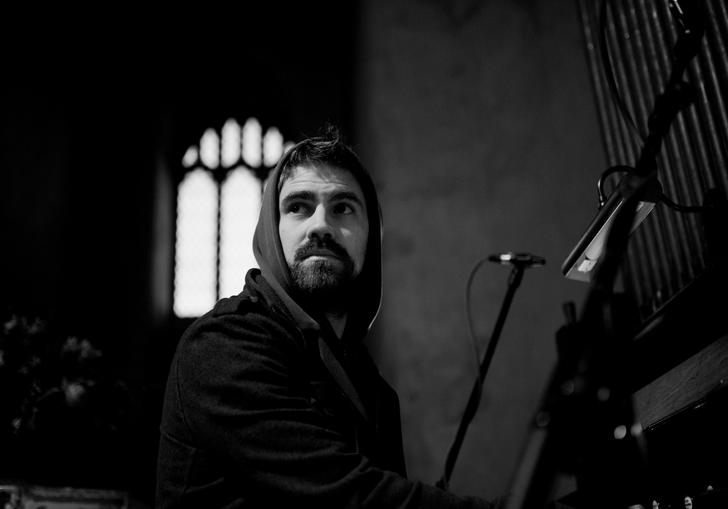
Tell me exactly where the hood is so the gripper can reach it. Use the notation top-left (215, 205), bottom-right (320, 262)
top-left (252, 146), bottom-right (383, 342)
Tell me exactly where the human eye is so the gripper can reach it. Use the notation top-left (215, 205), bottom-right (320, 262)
top-left (333, 202), bottom-right (355, 215)
top-left (285, 201), bottom-right (309, 215)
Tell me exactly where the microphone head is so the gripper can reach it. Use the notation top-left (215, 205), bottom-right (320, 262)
top-left (488, 252), bottom-right (546, 267)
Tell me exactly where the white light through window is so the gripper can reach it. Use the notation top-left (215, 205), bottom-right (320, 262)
top-left (242, 118), bottom-right (262, 167)
top-left (263, 127), bottom-right (284, 167)
top-left (174, 169), bottom-right (218, 317)
top-left (220, 167), bottom-right (262, 298)
top-left (200, 128), bottom-right (220, 169)
top-left (174, 117), bottom-right (291, 318)
top-left (182, 146), bottom-right (198, 167)
top-left (221, 119), bottom-right (241, 167)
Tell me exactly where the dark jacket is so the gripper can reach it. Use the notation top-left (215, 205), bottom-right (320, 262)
top-left (156, 143), bottom-right (491, 508)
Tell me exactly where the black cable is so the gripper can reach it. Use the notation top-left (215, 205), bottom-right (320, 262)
top-left (597, 165), bottom-right (635, 207)
top-left (436, 257), bottom-right (490, 491)
top-left (436, 258), bottom-right (490, 490)
top-left (596, 166), bottom-right (706, 213)
top-left (597, 0), bottom-right (706, 214)
top-left (658, 191), bottom-right (705, 213)
top-left (437, 262), bottom-right (525, 491)
top-left (465, 257), bottom-right (490, 372)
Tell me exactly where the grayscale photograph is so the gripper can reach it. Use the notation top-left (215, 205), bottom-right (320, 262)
top-left (1, 1), bottom-right (726, 508)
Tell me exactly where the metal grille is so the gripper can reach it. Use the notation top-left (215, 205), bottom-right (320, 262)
top-left (577, 0), bottom-right (728, 321)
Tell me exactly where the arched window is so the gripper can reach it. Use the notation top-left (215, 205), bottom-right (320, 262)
top-left (174, 118), bottom-right (292, 318)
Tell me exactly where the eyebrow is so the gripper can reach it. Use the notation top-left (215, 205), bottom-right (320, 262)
top-left (332, 191), bottom-right (365, 208)
top-left (280, 190), bottom-right (365, 209)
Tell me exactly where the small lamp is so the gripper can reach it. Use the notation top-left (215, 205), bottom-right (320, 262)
top-left (562, 172), bottom-right (662, 282)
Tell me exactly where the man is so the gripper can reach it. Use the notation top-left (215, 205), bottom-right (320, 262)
top-left (156, 130), bottom-right (493, 508)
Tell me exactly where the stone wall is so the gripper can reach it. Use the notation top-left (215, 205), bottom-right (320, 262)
top-left (355, 0), bottom-right (604, 498)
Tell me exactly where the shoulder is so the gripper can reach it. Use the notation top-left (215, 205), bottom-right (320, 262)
top-left (174, 288), bottom-right (305, 373)
top-left (204, 269), bottom-right (291, 324)
top-left (209, 285), bottom-right (262, 317)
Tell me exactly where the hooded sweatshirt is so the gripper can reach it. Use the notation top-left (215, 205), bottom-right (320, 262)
top-left (156, 147), bottom-right (493, 509)
top-left (251, 142), bottom-right (383, 344)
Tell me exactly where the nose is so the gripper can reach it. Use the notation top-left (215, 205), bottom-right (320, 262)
top-left (306, 204), bottom-right (334, 241)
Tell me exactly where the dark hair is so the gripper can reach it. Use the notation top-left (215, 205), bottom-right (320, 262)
top-left (277, 126), bottom-right (367, 192)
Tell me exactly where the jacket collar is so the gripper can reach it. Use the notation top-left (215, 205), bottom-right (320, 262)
top-left (249, 270), bottom-right (370, 423)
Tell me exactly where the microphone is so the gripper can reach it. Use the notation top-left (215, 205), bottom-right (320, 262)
top-left (488, 252), bottom-right (546, 267)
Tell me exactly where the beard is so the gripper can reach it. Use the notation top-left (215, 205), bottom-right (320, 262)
top-left (289, 238), bottom-right (358, 310)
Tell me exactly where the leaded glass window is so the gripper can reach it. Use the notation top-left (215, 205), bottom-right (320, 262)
top-left (174, 118), bottom-right (292, 318)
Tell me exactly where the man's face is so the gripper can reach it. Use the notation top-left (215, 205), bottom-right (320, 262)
top-left (278, 163), bottom-right (368, 299)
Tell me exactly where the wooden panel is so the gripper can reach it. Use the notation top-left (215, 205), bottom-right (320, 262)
top-left (633, 332), bottom-right (728, 428)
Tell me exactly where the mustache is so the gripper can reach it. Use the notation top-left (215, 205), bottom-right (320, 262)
top-left (294, 237), bottom-right (351, 262)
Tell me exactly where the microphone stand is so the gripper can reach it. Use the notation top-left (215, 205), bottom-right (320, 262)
top-left (438, 258), bottom-right (537, 491)
top-left (503, 3), bottom-right (704, 507)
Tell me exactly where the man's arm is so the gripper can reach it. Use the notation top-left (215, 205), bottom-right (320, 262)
top-left (164, 311), bottom-right (492, 508)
